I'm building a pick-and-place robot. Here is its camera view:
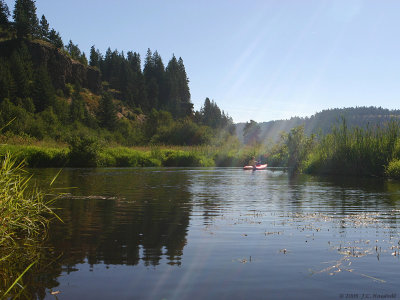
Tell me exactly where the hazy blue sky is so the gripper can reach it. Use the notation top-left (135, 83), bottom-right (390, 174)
top-left (5, 0), bottom-right (400, 122)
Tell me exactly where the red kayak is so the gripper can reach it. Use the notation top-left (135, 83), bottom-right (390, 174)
top-left (243, 164), bottom-right (267, 170)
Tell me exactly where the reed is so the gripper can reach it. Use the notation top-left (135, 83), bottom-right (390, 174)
top-left (0, 153), bottom-right (58, 245)
top-left (304, 119), bottom-right (400, 177)
top-left (0, 153), bottom-right (60, 298)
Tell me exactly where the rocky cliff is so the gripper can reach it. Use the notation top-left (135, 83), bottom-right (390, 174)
top-left (0, 39), bottom-right (101, 94)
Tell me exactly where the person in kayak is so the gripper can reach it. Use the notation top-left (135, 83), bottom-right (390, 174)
top-left (248, 156), bottom-right (258, 168)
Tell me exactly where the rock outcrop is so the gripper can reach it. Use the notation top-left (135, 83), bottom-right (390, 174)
top-left (0, 39), bottom-right (101, 94)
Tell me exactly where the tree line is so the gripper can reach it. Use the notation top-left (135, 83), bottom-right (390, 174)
top-left (0, 0), bottom-right (235, 146)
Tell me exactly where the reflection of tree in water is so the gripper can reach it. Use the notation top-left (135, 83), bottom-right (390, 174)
top-left (47, 169), bottom-right (193, 268)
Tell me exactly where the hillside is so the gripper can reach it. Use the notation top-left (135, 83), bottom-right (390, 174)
top-left (0, 38), bottom-right (101, 93)
top-left (236, 107), bottom-right (400, 143)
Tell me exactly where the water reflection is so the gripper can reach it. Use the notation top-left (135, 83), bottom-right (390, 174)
top-left (46, 169), bottom-right (193, 267)
top-left (4, 168), bottom-right (400, 299)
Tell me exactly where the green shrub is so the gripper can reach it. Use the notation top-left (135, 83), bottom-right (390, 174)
top-left (162, 150), bottom-right (211, 167)
top-left (386, 159), bottom-right (400, 178)
top-left (67, 134), bottom-right (100, 167)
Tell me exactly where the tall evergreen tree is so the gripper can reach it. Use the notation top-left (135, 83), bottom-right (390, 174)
top-left (152, 51), bottom-right (166, 108)
top-left (143, 49), bottom-right (158, 110)
top-left (48, 29), bottom-right (63, 48)
top-left (177, 58), bottom-right (191, 105)
top-left (32, 65), bottom-right (55, 112)
top-left (89, 45), bottom-right (101, 68)
top-left (0, 58), bottom-right (14, 101)
top-left (79, 52), bottom-right (88, 65)
top-left (13, 0), bottom-right (39, 38)
top-left (165, 55), bottom-right (192, 117)
top-left (98, 93), bottom-right (117, 130)
top-left (0, 0), bottom-right (10, 29)
top-left (10, 47), bottom-right (32, 99)
top-left (165, 55), bottom-right (180, 113)
top-left (39, 14), bottom-right (49, 39)
top-left (66, 40), bottom-right (82, 60)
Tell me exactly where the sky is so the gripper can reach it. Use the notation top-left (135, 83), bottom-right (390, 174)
top-left (4, 0), bottom-right (400, 123)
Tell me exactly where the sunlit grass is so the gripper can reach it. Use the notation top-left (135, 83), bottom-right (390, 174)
top-left (0, 153), bottom-right (58, 245)
top-left (0, 142), bottom-right (270, 168)
top-left (0, 153), bottom-right (61, 298)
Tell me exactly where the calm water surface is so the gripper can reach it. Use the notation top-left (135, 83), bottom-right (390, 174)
top-left (15, 168), bottom-right (400, 299)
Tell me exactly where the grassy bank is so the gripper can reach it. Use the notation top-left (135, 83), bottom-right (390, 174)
top-left (0, 142), bottom-right (269, 168)
top-left (302, 120), bottom-right (400, 178)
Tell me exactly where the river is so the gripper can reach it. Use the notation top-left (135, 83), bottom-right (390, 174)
top-left (10, 168), bottom-right (400, 299)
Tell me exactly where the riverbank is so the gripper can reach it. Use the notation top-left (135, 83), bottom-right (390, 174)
top-left (0, 143), bottom-right (267, 168)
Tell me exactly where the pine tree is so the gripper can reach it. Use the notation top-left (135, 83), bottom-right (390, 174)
top-left (177, 57), bottom-right (191, 106)
top-left (66, 40), bottom-right (82, 60)
top-left (13, 0), bottom-right (39, 38)
top-left (126, 51), bottom-right (147, 110)
top-left (79, 52), bottom-right (88, 65)
top-left (152, 51), bottom-right (166, 109)
top-left (165, 55), bottom-right (180, 114)
top-left (0, 0), bottom-right (10, 29)
top-left (48, 29), bottom-right (63, 48)
top-left (10, 50), bottom-right (31, 99)
top-left (143, 49), bottom-right (159, 110)
top-left (39, 14), bottom-right (49, 39)
top-left (0, 58), bottom-right (13, 101)
top-left (89, 45), bottom-right (101, 68)
top-left (32, 65), bottom-right (55, 112)
top-left (165, 55), bottom-right (192, 118)
top-left (98, 93), bottom-right (117, 130)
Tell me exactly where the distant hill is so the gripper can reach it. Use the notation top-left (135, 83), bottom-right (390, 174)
top-left (236, 107), bottom-right (400, 143)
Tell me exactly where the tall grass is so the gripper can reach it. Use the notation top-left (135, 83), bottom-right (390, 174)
top-left (304, 119), bottom-right (400, 177)
top-left (0, 154), bottom-right (58, 244)
top-left (0, 142), bottom-right (270, 168)
top-left (0, 153), bottom-right (60, 298)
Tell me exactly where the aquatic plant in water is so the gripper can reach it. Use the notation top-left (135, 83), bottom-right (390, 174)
top-left (0, 153), bottom-right (60, 298)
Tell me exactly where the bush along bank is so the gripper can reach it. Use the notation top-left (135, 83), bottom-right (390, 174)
top-left (0, 139), bottom-right (268, 168)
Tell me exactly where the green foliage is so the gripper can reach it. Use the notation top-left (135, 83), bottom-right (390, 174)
top-left (0, 144), bottom-right (67, 167)
top-left (304, 119), bottom-right (400, 177)
top-left (286, 126), bottom-right (315, 173)
top-left (386, 159), bottom-right (400, 179)
top-left (0, 153), bottom-right (57, 243)
top-left (32, 65), bottom-right (55, 112)
top-left (99, 147), bottom-right (160, 167)
top-left (0, 0), bottom-right (10, 28)
top-left (265, 133), bottom-right (288, 167)
top-left (67, 134), bottom-right (100, 167)
top-left (151, 118), bottom-right (212, 145)
top-left (89, 45), bottom-right (101, 68)
top-left (165, 55), bottom-right (192, 117)
top-left (0, 6), bottom-right (233, 153)
top-left (243, 120), bottom-right (261, 145)
top-left (10, 43), bottom-right (33, 99)
top-left (38, 14), bottom-right (49, 39)
top-left (13, 0), bottom-right (39, 38)
top-left (162, 150), bottom-right (212, 167)
top-left (97, 92), bottom-right (117, 130)
top-left (0, 152), bottom-right (60, 299)
top-left (199, 97), bottom-right (233, 130)
top-left (69, 85), bottom-right (87, 123)
top-left (48, 28), bottom-right (63, 48)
